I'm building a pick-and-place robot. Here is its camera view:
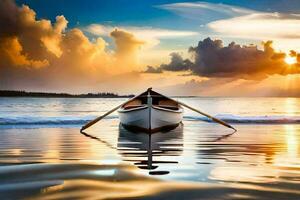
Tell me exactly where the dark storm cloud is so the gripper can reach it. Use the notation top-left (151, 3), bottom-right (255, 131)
top-left (145, 37), bottom-right (300, 80)
top-left (188, 38), bottom-right (300, 79)
top-left (144, 65), bottom-right (163, 73)
top-left (144, 52), bottom-right (193, 73)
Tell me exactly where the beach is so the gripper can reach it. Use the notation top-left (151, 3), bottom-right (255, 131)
top-left (1, 97), bottom-right (300, 199)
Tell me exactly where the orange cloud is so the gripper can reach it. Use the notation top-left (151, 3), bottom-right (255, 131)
top-left (2, 0), bottom-right (300, 96)
top-left (0, 0), bottom-right (145, 91)
top-left (111, 29), bottom-right (145, 72)
top-left (0, 37), bottom-right (49, 68)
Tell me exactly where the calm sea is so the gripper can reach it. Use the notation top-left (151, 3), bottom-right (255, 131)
top-left (0, 97), bottom-right (300, 199)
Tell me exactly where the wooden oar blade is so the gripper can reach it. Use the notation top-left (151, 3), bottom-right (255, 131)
top-left (210, 116), bottom-right (236, 131)
top-left (176, 101), bottom-right (236, 131)
top-left (80, 116), bottom-right (102, 132)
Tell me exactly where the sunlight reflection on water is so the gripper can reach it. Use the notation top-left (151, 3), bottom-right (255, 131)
top-left (1, 97), bottom-right (300, 199)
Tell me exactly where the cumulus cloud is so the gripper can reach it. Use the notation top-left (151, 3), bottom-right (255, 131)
top-left (0, 0), bottom-right (145, 91)
top-left (2, 0), bottom-right (300, 96)
top-left (0, 0), bottom-right (64, 68)
top-left (188, 38), bottom-right (300, 79)
top-left (144, 65), bottom-right (163, 73)
top-left (145, 52), bottom-right (192, 73)
top-left (145, 37), bottom-right (300, 79)
top-left (110, 29), bottom-right (145, 71)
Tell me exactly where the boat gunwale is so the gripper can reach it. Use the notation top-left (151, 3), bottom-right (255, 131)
top-left (118, 105), bottom-right (148, 113)
top-left (118, 105), bottom-right (183, 114)
top-left (152, 105), bottom-right (183, 113)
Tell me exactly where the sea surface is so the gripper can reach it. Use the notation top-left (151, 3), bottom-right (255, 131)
top-left (0, 97), bottom-right (300, 199)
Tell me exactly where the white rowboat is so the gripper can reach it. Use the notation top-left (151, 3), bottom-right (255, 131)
top-left (118, 88), bottom-right (183, 133)
top-left (80, 88), bottom-right (236, 133)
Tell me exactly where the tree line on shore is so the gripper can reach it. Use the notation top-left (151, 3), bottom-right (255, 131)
top-left (0, 90), bottom-right (134, 98)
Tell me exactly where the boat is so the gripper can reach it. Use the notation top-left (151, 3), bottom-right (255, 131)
top-left (80, 88), bottom-right (235, 133)
top-left (118, 88), bottom-right (183, 133)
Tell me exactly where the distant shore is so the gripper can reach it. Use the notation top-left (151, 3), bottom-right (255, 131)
top-left (0, 90), bottom-right (134, 98)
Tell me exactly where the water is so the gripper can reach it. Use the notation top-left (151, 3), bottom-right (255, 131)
top-left (1, 97), bottom-right (300, 127)
top-left (0, 97), bottom-right (300, 199)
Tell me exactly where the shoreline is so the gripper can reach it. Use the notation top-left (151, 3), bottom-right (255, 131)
top-left (0, 90), bottom-right (134, 98)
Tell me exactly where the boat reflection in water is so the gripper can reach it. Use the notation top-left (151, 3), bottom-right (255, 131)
top-left (117, 123), bottom-right (183, 175)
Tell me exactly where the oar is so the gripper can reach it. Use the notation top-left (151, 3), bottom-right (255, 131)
top-left (153, 91), bottom-right (236, 131)
top-left (80, 94), bottom-right (141, 132)
top-left (177, 100), bottom-right (236, 131)
top-left (80, 105), bottom-right (121, 132)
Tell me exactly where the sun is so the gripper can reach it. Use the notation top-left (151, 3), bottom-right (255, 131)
top-left (285, 56), bottom-right (297, 65)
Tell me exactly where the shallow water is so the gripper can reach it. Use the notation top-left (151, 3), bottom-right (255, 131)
top-left (1, 97), bottom-right (300, 199)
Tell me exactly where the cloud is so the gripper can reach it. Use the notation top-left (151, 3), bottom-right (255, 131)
top-left (157, 1), bottom-right (254, 22)
top-left (87, 24), bottom-right (198, 38)
top-left (144, 65), bottom-right (163, 73)
top-left (208, 12), bottom-right (300, 40)
top-left (110, 29), bottom-right (145, 72)
top-left (145, 37), bottom-right (300, 80)
top-left (145, 52), bottom-right (192, 73)
top-left (0, 0), bottom-right (145, 91)
top-left (159, 1), bottom-right (300, 51)
top-left (0, 37), bottom-right (49, 68)
top-left (0, 0), bottom-right (66, 67)
top-left (188, 38), bottom-right (300, 79)
top-left (86, 24), bottom-right (198, 48)
top-left (159, 1), bottom-right (300, 41)
top-left (2, 0), bottom-right (300, 96)
top-left (110, 29), bottom-right (144, 56)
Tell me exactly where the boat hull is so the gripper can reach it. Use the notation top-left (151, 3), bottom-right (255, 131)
top-left (118, 106), bottom-right (183, 133)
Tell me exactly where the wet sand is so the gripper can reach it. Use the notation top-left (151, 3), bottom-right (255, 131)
top-left (0, 119), bottom-right (300, 199)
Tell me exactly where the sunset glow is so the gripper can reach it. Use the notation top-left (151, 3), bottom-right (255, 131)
top-left (285, 56), bottom-right (297, 65)
top-left (2, 1), bottom-right (300, 200)
top-left (0, 0), bottom-right (300, 96)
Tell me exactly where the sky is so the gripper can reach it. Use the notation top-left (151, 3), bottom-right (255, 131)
top-left (1, 0), bottom-right (300, 96)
